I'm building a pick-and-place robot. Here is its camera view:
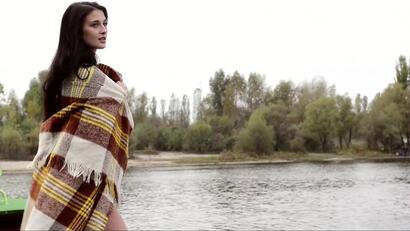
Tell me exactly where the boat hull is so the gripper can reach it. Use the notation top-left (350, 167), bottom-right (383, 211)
top-left (0, 198), bottom-right (26, 231)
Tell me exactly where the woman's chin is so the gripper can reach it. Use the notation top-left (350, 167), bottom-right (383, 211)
top-left (92, 43), bottom-right (106, 50)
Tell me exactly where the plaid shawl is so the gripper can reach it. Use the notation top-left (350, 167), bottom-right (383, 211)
top-left (21, 64), bottom-right (134, 230)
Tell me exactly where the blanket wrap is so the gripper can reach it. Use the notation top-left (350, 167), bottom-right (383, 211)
top-left (20, 64), bottom-right (134, 230)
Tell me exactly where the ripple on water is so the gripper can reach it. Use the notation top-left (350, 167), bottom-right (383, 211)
top-left (1, 162), bottom-right (410, 230)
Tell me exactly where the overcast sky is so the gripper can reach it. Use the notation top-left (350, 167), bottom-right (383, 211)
top-left (1, 0), bottom-right (410, 105)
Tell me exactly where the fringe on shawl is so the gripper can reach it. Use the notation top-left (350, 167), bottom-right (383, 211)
top-left (31, 153), bottom-right (121, 204)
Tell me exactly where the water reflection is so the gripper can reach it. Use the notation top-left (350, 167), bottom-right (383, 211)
top-left (1, 162), bottom-right (410, 230)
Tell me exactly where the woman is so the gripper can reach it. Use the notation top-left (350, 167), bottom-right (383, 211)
top-left (20, 2), bottom-right (133, 230)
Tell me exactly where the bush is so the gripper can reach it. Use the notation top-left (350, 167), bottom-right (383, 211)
top-left (154, 127), bottom-right (185, 151)
top-left (0, 126), bottom-right (24, 159)
top-left (183, 121), bottom-right (212, 153)
top-left (131, 122), bottom-right (158, 150)
top-left (224, 136), bottom-right (236, 151)
top-left (20, 117), bottom-right (40, 157)
top-left (210, 133), bottom-right (225, 152)
top-left (155, 127), bottom-right (171, 151)
top-left (208, 115), bottom-right (234, 135)
top-left (207, 116), bottom-right (235, 152)
top-left (289, 133), bottom-right (305, 153)
top-left (236, 113), bottom-right (274, 156)
top-left (168, 128), bottom-right (185, 151)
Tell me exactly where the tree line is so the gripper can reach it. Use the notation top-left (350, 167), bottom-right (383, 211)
top-left (1, 56), bottom-right (410, 160)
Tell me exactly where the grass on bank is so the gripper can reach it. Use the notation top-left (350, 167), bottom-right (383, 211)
top-left (132, 148), bottom-right (159, 155)
top-left (173, 150), bottom-right (401, 165)
top-left (173, 155), bottom-right (221, 164)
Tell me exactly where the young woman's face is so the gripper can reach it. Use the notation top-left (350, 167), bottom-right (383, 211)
top-left (83, 9), bottom-right (107, 50)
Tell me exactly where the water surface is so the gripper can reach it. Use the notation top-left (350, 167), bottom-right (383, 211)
top-left (2, 162), bottom-right (410, 230)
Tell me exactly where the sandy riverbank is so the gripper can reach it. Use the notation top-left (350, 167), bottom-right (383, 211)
top-left (0, 152), bottom-right (221, 174)
top-left (0, 161), bottom-right (32, 173)
top-left (1, 152), bottom-right (409, 174)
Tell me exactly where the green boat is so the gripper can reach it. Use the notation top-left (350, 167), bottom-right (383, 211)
top-left (0, 168), bottom-right (27, 230)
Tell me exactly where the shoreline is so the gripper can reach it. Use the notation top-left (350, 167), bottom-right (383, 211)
top-left (127, 155), bottom-right (410, 172)
top-left (1, 152), bottom-right (409, 174)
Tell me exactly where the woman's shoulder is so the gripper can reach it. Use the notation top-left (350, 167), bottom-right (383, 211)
top-left (96, 63), bottom-right (122, 82)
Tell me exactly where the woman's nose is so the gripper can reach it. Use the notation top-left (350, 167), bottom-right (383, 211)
top-left (100, 25), bottom-right (107, 34)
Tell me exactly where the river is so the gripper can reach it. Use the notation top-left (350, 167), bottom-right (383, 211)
top-left (1, 162), bottom-right (409, 230)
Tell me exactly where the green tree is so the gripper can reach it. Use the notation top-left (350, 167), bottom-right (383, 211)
top-left (184, 121), bottom-right (212, 153)
top-left (263, 103), bottom-right (295, 151)
top-left (23, 77), bottom-right (43, 122)
top-left (180, 94), bottom-right (190, 128)
top-left (207, 115), bottom-right (235, 152)
top-left (20, 74), bottom-right (45, 158)
top-left (197, 95), bottom-right (214, 121)
top-left (155, 127), bottom-right (171, 151)
top-left (236, 110), bottom-right (274, 155)
top-left (270, 80), bottom-right (296, 106)
top-left (0, 83), bottom-right (6, 127)
top-left (209, 69), bottom-right (227, 116)
top-left (127, 88), bottom-right (137, 118)
top-left (335, 94), bottom-right (355, 149)
top-left (168, 128), bottom-right (185, 151)
top-left (150, 96), bottom-right (157, 118)
top-left (0, 90), bottom-right (25, 159)
top-left (154, 127), bottom-right (186, 151)
top-left (20, 117), bottom-right (40, 157)
top-left (247, 73), bottom-right (266, 112)
top-left (160, 99), bottom-right (167, 123)
top-left (223, 82), bottom-right (235, 117)
top-left (230, 71), bottom-right (247, 108)
top-left (291, 77), bottom-right (335, 123)
top-left (0, 82), bottom-right (5, 104)
top-left (3, 90), bottom-right (22, 127)
top-left (362, 95), bottom-right (368, 112)
top-left (0, 125), bottom-right (24, 159)
top-left (360, 84), bottom-right (405, 151)
top-left (353, 94), bottom-right (367, 141)
top-left (223, 71), bottom-right (247, 120)
top-left (134, 92), bottom-right (149, 123)
top-left (354, 94), bottom-right (362, 114)
top-left (302, 97), bottom-right (337, 152)
top-left (395, 55), bottom-right (409, 88)
top-left (401, 89), bottom-right (410, 145)
top-left (126, 88), bottom-right (138, 151)
top-left (132, 122), bottom-right (158, 150)
top-left (367, 95), bottom-right (401, 151)
top-left (168, 93), bottom-right (180, 126)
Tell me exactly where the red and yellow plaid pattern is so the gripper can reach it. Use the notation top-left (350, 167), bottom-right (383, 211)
top-left (21, 64), bottom-right (133, 230)
top-left (30, 166), bottom-right (109, 230)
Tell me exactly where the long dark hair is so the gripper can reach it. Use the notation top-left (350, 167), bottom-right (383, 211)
top-left (43, 2), bottom-right (107, 120)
